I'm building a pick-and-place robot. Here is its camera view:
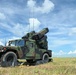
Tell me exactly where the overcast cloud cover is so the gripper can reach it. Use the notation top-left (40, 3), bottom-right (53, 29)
top-left (0, 0), bottom-right (76, 57)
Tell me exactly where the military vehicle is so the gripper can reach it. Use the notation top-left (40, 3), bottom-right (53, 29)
top-left (0, 28), bottom-right (52, 67)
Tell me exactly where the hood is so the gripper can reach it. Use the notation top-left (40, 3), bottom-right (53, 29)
top-left (3, 46), bottom-right (19, 50)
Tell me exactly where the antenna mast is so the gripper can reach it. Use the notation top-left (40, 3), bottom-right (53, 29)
top-left (29, 10), bottom-right (30, 32)
top-left (32, 6), bottom-right (34, 31)
top-left (29, 5), bottom-right (34, 31)
top-left (4, 38), bottom-right (6, 46)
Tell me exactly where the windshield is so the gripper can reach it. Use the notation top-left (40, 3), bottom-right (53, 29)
top-left (8, 40), bottom-right (25, 46)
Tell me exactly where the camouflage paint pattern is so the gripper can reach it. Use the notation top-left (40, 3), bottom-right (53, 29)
top-left (0, 28), bottom-right (52, 61)
top-left (3, 46), bottom-right (23, 58)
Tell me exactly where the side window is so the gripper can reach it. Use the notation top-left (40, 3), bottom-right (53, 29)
top-left (16, 40), bottom-right (24, 46)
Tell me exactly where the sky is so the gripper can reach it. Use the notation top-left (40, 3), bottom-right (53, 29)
top-left (0, 0), bottom-right (76, 57)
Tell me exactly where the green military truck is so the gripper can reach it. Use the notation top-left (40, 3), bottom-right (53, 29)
top-left (0, 28), bottom-right (52, 67)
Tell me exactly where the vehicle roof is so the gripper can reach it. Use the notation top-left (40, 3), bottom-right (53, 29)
top-left (9, 39), bottom-right (23, 42)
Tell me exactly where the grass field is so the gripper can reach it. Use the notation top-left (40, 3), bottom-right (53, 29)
top-left (0, 58), bottom-right (76, 75)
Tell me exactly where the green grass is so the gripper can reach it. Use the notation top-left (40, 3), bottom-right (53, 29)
top-left (0, 58), bottom-right (76, 75)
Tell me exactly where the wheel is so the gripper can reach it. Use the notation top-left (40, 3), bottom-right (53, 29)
top-left (35, 53), bottom-right (49, 65)
top-left (42, 53), bottom-right (49, 63)
top-left (1, 52), bottom-right (18, 67)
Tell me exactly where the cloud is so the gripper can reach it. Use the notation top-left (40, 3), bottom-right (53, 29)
top-left (48, 37), bottom-right (76, 50)
top-left (11, 23), bottom-right (27, 36)
top-left (11, 18), bottom-right (41, 35)
top-left (27, 0), bottom-right (54, 14)
top-left (0, 18), bottom-right (41, 45)
top-left (0, 0), bottom-right (75, 56)
top-left (12, 18), bottom-right (41, 35)
top-left (53, 50), bottom-right (66, 56)
top-left (0, 12), bottom-right (6, 20)
top-left (45, 7), bottom-right (76, 28)
top-left (0, 41), bottom-right (4, 45)
top-left (58, 50), bottom-right (66, 55)
top-left (29, 18), bottom-right (41, 30)
top-left (68, 27), bottom-right (76, 36)
top-left (48, 27), bottom-right (68, 36)
top-left (68, 50), bottom-right (76, 54)
top-left (0, 39), bottom-right (4, 46)
top-left (6, 37), bottom-right (20, 46)
top-left (0, 18), bottom-right (41, 36)
top-left (51, 39), bottom-right (75, 47)
top-left (53, 50), bottom-right (76, 57)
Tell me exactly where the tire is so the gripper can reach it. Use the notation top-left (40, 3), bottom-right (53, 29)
top-left (35, 53), bottom-right (49, 65)
top-left (42, 53), bottom-right (49, 63)
top-left (1, 52), bottom-right (18, 67)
